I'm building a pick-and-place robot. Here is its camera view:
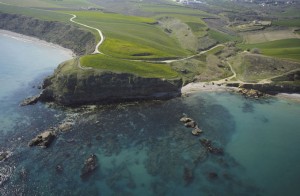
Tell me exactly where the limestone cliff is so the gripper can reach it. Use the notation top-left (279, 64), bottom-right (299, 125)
top-left (0, 13), bottom-right (95, 55)
top-left (40, 59), bottom-right (183, 105)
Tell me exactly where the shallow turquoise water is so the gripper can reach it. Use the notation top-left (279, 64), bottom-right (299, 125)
top-left (0, 33), bottom-right (300, 196)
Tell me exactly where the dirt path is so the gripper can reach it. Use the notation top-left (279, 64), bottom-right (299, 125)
top-left (155, 44), bottom-right (224, 64)
top-left (181, 61), bottom-right (240, 94)
top-left (69, 14), bottom-right (104, 54)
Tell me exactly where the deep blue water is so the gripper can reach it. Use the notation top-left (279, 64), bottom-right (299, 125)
top-left (1, 33), bottom-right (300, 196)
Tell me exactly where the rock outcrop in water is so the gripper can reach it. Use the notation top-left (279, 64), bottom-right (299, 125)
top-left (180, 115), bottom-right (203, 136)
top-left (238, 88), bottom-right (264, 99)
top-left (39, 59), bottom-right (182, 105)
top-left (28, 129), bottom-right (56, 148)
top-left (20, 95), bottom-right (41, 106)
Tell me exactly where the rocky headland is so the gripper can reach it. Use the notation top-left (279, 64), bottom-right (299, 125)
top-left (0, 12), bottom-right (183, 106)
top-left (38, 58), bottom-right (183, 105)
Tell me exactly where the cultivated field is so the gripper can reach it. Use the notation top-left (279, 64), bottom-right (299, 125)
top-left (242, 29), bottom-right (300, 44)
top-left (0, 0), bottom-right (98, 8)
top-left (239, 38), bottom-right (300, 62)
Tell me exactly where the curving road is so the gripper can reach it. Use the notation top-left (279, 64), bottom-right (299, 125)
top-left (69, 14), bottom-right (104, 54)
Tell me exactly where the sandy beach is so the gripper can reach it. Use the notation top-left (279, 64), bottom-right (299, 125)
top-left (276, 93), bottom-right (300, 102)
top-left (181, 82), bottom-right (237, 95)
top-left (0, 29), bottom-right (75, 57)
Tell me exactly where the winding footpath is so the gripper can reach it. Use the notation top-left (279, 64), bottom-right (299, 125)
top-left (69, 14), bottom-right (104, 54)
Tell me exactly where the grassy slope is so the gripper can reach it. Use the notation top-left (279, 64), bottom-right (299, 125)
top-left (208, 29), bottom-right (239, 43)
top-left (65, 11), bottom-right (190, 59)
top-left (238, 39), bottom-right (300, 62)
top-left (80, 54), bottom-right (179, 79)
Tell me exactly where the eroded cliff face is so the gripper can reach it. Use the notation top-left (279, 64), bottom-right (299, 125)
top-left (0, 13), bottom-right (95, 55)
top-left (40, 59), bottom-right (183, 105)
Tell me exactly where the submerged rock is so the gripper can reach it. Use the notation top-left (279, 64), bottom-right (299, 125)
top-left (28, 129), bottom-right (56, 148)
top-left (183, 167), bottom-right (194, 185)
top-left (20, 95), bottom-right (40, 106)
top-left (58, 122), bottom-right (73, 132)
top-left (81, 154), bottom-right (98, 179)
top-left (200, 138), bottom-right (224, 155)
top-left (208, 172), bottom-right (218, 180)
top-left (56, 164), bottom-right (63, 174)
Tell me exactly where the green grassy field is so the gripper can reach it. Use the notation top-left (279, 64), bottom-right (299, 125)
top-left (239, 39), bottom-right (300, 62)
top-left (80, 54), bottom-right (179, 79)
top-left (66, 11), bottom-right (191, 59)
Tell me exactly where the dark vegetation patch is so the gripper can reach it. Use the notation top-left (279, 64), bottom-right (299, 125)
top-left (132, 53), bottom-right (153, 57)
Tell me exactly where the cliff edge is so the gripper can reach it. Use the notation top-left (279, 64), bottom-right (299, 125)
top-left (39, 58), bottom-right (183, 105)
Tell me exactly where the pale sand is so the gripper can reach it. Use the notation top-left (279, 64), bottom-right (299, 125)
top-left (181, 82), bottom-right (237, 95)
top-left (182, 82), bottom-right (300, 102)
top-left (0, 30), bottom-right (75, 57)
top-left (276, 93), bottom-right (300, 102)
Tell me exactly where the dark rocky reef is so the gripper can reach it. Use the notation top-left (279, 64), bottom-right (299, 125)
top-left (0, 12), bottom-right (95, 55)
top-left (28, 129), bottom-right (56, 148)
top-left (39, 59), bottom-right (182, 105)
top-left (238, 88), bottom-right (264, 99)
top-left (227, 82), bottom-right (300, 95)
top-left (200, 138), bottom-right (224, 155)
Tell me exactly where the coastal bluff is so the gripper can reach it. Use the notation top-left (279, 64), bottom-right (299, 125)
top-left (39, 58), bottom-right (183, 105)
top-left (0, 12), bottom-right (95, 55)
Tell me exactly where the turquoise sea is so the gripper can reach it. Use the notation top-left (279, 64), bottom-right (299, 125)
top-left (0, 33), bottom-right (300, 196)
